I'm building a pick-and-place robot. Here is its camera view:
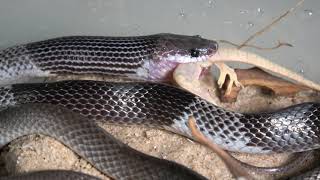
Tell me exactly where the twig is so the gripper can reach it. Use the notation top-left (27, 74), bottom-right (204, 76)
top-left (237, 0), bottom-right (305, 49)
top-left (219, 40), bottom-right (293, 50)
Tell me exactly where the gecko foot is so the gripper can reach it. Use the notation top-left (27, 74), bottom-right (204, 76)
top-left (215, 62), bottom-right (243, 95)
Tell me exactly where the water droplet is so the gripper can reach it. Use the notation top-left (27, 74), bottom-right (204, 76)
top-left (295, 59), bottom-right (309, 75)
top-left (179, 9), bottom-right (186, 18)
top-left (208, 0), bottom-right (214, 8)
top-left (257, 8), bottom-right (262, 13)
top-left (257, 7), bottom-right (264, 15)
top-left (246, 22), bottom-right (254, 29)
top-left (304, 9), bottom-right (313, 16)
top-left (240, 10), bottom-right (249, 14)
top-left (300, 69), bottom-right (304, 74)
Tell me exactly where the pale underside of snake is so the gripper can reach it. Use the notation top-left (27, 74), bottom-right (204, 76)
top-left (0, 33), bottom-right (320, 179)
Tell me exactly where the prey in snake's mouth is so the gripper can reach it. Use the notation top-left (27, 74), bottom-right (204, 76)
top-left (0, 33), bottom-right (218, 85)
top-left (138, 33), bottom-right (218, 81)
top-left (1, 33), bottom-right (320, 179)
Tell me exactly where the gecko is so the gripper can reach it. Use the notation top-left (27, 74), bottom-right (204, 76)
top-left (173, 46), bottom-right (320, 105)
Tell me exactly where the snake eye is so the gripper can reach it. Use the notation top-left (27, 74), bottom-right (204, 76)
top-left (190, 49), bottom-right (200, 58)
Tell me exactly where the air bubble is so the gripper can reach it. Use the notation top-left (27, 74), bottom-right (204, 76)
top-left (297, 63), bottom-right (304, 74)
top-left (208, 0), bottom-right (214, 8)
top-left (257, 8), bottom-right (262, 13)
top-left (295, 59), bottom-right (309, 75)
top-left (257, 7), bottom-right (264, 15)
top-left (304, 9), bottom-right (313, 16)
top-left (246, 22), bottom-right (254, 29)
top-left (179, 9), bottom-right (186, 18)
top-left (240, 10), bottom-right (249, 14)
top-left (300, 69), bottom-right (304, 74)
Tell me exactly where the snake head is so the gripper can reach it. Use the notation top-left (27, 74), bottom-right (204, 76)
top-left (155, 33), bottom-right (218, 63)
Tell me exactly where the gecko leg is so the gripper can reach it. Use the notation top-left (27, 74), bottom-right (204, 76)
top-left (188, 116), bottom-right (253, 179)
top-left (214, 62), bottom-right (243, 95)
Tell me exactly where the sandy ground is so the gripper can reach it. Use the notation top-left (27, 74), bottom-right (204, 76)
top-left (0, 85), bottom-right (320, 180)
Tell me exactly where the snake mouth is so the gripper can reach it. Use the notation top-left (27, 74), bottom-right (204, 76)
top-left (164, 54), bottom-right (211, 63)
top-left (161, 44), bottom-right (218, 63)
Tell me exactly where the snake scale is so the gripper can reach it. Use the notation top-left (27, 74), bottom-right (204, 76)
top-left (0, 104), bottom-right (206, 180)
top-left (0, 34), bottom-right (217, 84)
top-left (0, 33), bottom-right (319, 179)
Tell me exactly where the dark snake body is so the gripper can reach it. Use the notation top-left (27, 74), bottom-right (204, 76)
top-left (0, 34), bottom-right (219, 179)
top-left (1, 80), bottom-right (320, 154)
top-left (0, 34), bottom-right (319, 179)
top-left (0, 104), bottom-right (206, 180)
top-left (0, 34), bottom-right (217, 84)
top-left (0, 170), bottom-right (100, 180)
top-left (0, 33), bottom-right (220, 179)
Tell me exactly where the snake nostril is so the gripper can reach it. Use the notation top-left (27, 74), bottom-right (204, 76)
top-left (212, 42), bottom-right (218, 51)
top-left (206, 41), bottom-right (218, 54)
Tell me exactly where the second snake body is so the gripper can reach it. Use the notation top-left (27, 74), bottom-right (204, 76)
top-left (1, 80), bottom-right (320, 154)
top-left (0, 104), bottom-right (206, 180)
top-left (1, 34), bottom-right (320, 179)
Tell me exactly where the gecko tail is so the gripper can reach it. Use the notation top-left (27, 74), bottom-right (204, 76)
top-left (208, 47), bottom-right (320, 92)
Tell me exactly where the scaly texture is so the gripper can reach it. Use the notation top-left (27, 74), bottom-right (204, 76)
top-left (0, 170), bottom-right (100, 180)
top-left (291, 167), bottom-right (320, 180)
top-left (0, 80), bottom-right (320, 154)
top-left (0, 104), bottom-right (206, 180)
top-left (0, 34), bottom-right (217, 84)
